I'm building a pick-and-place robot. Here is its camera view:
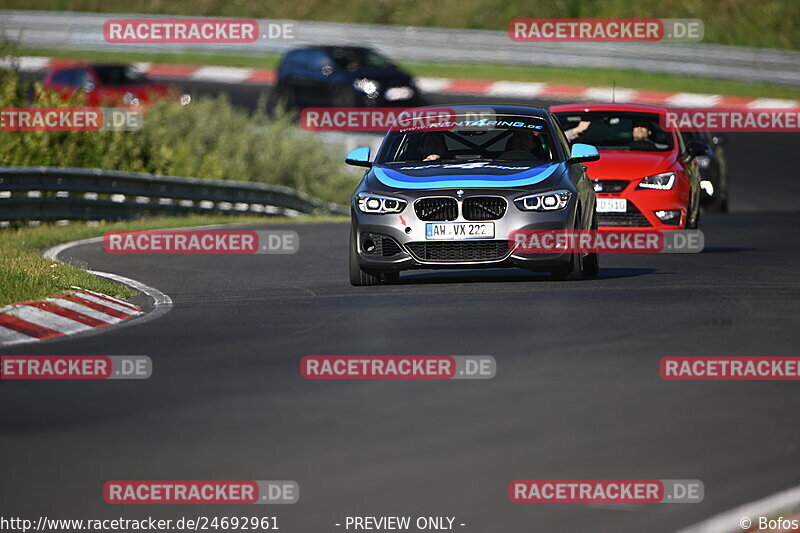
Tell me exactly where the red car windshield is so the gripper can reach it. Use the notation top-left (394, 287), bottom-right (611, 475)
top-left (555, 111), bottom-right (674, 152)
top-left (93, 66), bottom-right (152, 86)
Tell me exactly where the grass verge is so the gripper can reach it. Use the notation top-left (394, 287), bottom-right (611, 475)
top-left (20, 47), bottom-right (800, 101)
top-left (0, 215), bottom-right (347, 307)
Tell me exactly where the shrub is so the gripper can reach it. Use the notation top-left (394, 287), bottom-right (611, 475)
top-left (0, 51), bottom-right (356, 205)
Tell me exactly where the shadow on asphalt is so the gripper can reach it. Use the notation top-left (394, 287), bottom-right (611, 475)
top-left (398, 267), bottom-right (657, 284)
top-left (593, 267), bottom-right (659, 279)
top-left (702, 247), bottom-right (757, 253)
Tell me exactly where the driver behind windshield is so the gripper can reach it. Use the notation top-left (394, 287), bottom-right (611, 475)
top-left (419, 132), bottom-right (447, 161)
top-left (629, 119), bottom-right (657, 150)
top-left (508, 130), bottom-right (535, 151)
top-left (502, 130), bottom-right (546, 160)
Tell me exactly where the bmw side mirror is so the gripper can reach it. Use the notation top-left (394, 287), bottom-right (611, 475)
top-left (345, 147), bottom-right (372, 168)
top-left (568, 143), bottom-right (600, 164)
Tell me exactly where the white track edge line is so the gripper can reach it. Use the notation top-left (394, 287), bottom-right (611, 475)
top-left (35, 223), bottom-right (257, 339)
top-left (11, 236), bottom-right (177, 344)
top-left (37, 223), bottom-right (235, 333)
top-left (675, 484), bottom-right (800, 533)
top-left (87, 270), bottom-right (172, 323)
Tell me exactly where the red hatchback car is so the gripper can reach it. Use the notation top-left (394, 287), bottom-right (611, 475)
top-left (552, 103), bottom-right (704, 229)
top-left (41, 63), bottom-right (186, 108)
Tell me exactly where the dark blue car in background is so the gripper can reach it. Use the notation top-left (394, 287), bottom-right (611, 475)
top-left (273, 45), bottom-right (421, 108)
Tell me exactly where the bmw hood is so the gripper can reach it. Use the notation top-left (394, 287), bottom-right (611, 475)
top-left (369, 162), bottom-right (563, 190)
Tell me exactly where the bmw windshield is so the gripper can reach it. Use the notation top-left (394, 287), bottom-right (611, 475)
top-left (377, 115), bottom-right (561, 165)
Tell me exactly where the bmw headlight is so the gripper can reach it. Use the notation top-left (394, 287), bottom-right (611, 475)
top-left (357, 193), bottom-right (406, 214)
top-left (637, 171), bottom-right (676, 190)
top-left (354, 78), bottom-right (380, 96)
top-left (514, 190), bottom-right (571, 211)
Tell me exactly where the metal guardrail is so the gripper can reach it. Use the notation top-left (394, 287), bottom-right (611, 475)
top-left (0, 166), bottom-right (348, 223)
top-left (2, 9), bottom-right (800, 86)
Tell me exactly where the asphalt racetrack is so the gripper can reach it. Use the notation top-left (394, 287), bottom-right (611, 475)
top-left (1, 79), bottom-right (800, 532)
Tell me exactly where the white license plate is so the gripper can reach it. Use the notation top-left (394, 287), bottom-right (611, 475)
top-left (425, 222), bottom-right (495, 240)
top-left (596, 198), bottom-right (628, 213)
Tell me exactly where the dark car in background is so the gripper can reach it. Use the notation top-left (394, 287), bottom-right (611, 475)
top-left (41, 63), bottom-right (189, 107)
top-left (274, 46), bottom-right (421, 108)
top-left (681, 130), bottom-right (729, 211)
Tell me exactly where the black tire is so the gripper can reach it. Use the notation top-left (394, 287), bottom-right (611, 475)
top-left (582, 212), bottom-right (600, 277)
top-left (583, 252), bottom-right (599, 277)
top-left (349, 234), bottom-right (381, 286)
top-left (382, 271), bottom-right (400, 284)
top-left (551, 251), bottom-right (584, 281)
top-left (552, 207), bottom-right (588, 281)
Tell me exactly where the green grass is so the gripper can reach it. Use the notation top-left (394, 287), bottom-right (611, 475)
top-left (5, 0), bottom-right (799, 50)
top-left (0, 214), bottom-right (346, 307)
top-left (20, 47), bottom-right (800, 101)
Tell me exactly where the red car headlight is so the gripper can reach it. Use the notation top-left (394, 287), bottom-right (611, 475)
top-left (637, 171), bottom-right (676, 190)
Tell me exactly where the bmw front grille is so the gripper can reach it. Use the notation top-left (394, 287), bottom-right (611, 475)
top-left (414, 196), bottom-right (507, 221)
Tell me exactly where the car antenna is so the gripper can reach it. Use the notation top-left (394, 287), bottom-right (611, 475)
top-left (612, 80), bottom-right (616, 103)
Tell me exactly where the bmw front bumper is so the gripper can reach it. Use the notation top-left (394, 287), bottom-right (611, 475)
top-left (351, 188), bottom-right (578, 272)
